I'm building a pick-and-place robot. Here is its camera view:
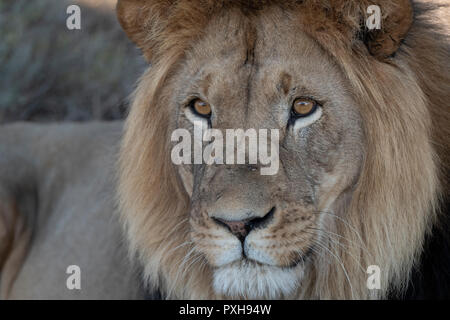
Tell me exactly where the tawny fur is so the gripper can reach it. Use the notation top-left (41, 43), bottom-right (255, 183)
top-left (117, 0), bottom-right (450, 299)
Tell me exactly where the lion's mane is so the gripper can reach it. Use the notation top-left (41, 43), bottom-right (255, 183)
top-left (117, 0), bottom-right (450, 299)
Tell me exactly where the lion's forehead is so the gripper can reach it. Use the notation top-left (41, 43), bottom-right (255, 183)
top-left (184, 10), bottom-right (343, 95)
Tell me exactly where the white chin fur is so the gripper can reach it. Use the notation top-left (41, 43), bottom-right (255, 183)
top-left (213, 260), bottom-right (304, 299)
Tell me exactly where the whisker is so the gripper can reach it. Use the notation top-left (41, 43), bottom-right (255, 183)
top-left (306, 226), bottom-right (371, 257)
top-left (297, 232), bottom-right (355, 299)
top-left (164, 239), bottom-right (194, 256)
top-left (303, 229), bottom-right (366, 273)
top-left (167, 244), bottom-right (199, 298)
top-left (312, 210), bottom-right (365, 246)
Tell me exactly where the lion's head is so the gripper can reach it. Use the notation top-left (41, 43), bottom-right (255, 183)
top-left (117, 0), bottom-right (450, 299)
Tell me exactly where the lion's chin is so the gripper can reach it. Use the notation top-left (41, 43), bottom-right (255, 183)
top-left (212, 260), bottom-right (304, 299)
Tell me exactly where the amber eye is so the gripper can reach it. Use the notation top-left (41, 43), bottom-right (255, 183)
top-left (291, 98), bottom-right (318, 117)
top-left (190, 99), bottom-right (212, 118)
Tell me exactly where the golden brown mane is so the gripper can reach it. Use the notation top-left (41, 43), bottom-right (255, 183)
top-left (117, 0), bottom-right (450, 299)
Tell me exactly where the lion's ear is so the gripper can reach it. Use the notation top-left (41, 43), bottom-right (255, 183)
top-left (116, 0), bottom-right (174, 61)
top-left (362, 0), bottom-right (414, 60)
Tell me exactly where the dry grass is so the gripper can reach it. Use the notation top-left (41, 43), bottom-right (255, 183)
top-left (0, 0), bottom-right (145, 123)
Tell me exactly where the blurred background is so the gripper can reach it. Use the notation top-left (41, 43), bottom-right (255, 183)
top-left (0, 0), bottom-right (447, 124)
top-left (0, 0), bottom-right (145, 123)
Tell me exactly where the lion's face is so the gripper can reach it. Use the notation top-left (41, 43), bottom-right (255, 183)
top-left (167, 11), bottom-right (364, 299)
top-left (118, 0), bottom-right (446, 300)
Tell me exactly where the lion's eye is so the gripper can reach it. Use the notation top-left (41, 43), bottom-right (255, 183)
top-left (190, 99), bottom-right (212, 118)
top-left (291, 98), bottom-right (318, 118)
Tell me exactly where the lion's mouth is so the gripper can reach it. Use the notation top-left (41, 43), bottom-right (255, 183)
top-left (242, 242), bottom-right (316, 269)
top-left (234, 255), bottom-right (304, 269)
top-left (221, 258), bottom-right (298, 270)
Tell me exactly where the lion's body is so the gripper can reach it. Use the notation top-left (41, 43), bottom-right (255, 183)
top-left (1, 0), bottom-right (449, 300)
top-left (0, 122), bottom-right (144, 299)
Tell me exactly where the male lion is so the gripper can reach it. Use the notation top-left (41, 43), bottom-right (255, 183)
top-left (0, 0), bottom-right (449, 299)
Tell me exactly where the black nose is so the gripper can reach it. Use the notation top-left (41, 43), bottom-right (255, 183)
top-left (212, 207), bottom-right (275, 242)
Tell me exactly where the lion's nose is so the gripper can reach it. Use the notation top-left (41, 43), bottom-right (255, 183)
top-left (212, 207), bottom-right (275, 242)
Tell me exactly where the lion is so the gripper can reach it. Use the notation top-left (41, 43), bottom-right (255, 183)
top-left (1, 0), bottom-right (449, 299)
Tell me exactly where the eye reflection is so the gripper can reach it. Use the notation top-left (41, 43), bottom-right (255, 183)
top-left (190, 99), bottom-right (212, 118)
top-left (291, 98), bottom-right (318, 118)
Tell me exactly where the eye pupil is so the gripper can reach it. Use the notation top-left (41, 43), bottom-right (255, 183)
top-left (292, 98), bottom-right (317, 117)
top-left (192, 99), bottom-right (212, 117)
